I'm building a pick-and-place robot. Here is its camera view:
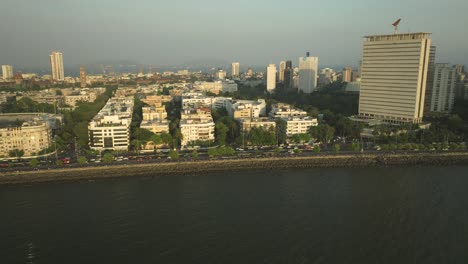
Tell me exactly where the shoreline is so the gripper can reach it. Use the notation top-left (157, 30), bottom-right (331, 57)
top-left (1, 152), bottom-right (468, 185)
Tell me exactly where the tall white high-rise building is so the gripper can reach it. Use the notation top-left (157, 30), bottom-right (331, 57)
top-left (1, 65), bottom-right (13, 80)
top-left (298, 52), bottom-right (318, 93)
top-left (279, 61), bottom-right (286, 82)
top-left (231, 62), bottom-right (240, 77)
top-left (267, 64), bottom-right (277, 92)
top-left (430, 63), bottom-right (457, 113)
top-left (50, 51), bottom-right (64, 81)
top-left (359, 33), bottom-right (432, 123)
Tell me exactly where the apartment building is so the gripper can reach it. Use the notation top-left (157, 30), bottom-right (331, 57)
top-left (179, 107), bottom-right (215, 146)
top-left (239, 118), bottom-right (276, 133)
top-left (226, 99), bottom-right (267, 120)
top-left (0, 113), bottom-right (61, 157)
top-left (88, 97), bottom-right (134, 151)
top-left (140, 103), bottom-right (169, 134)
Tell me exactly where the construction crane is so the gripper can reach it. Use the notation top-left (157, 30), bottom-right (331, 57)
top-left (392, 18), bottom-right (401, 34)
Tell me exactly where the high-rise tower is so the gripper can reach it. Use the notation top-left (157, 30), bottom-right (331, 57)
top-left (267, 64), bottom-right (277, 92)
top-left (231, 62), bottom-right (240, 77)
top-left (298, 52), bottom-right (318, 93)
top-left (80, 66), bottom-right (87, 88)
top-left (358, 33), bottom-right (432, 123)
top-left (50, 51), bottom-right (64, 81)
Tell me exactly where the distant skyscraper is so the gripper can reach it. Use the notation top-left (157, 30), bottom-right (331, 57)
top-left (216, 70), bottom-right (227, 80)
top-left (342, 67), bottom-right (353, 83)
top-left (246, 68), bottom-right (253, 77)
top-left (279, 61), bottom-right (286, 82)
top-left (267, 64), bottom-right (277, 92)
top-left (231, 62), bottom-right (240, 77)
top-left (50, 51), bottom-right (64, 81)
top-left (283, 60), bottom-right (293, 91)
top-left (424, 46), bottom-right (437, 115)
top-left (298, 52), bottom-right (318, 93)
top-left (80, 66), bottom-right (87, 88)
top-left (359, 33), bottom-right (432, 123)
top-left (1, 65), bottom-right (13, 80)
top-left (430, 64), bottom-right (457, 113)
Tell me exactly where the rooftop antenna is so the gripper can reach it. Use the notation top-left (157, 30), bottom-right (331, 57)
top-left (392, 18), bottom-right (401, 34)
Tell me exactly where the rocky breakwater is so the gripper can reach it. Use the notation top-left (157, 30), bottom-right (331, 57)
top-left (1, 152), bottom-right (468, 185)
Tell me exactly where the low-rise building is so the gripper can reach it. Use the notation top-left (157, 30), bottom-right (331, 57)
top-left (268, 103), bottom-right (318, 137)
top-left (0, 113), bottom-right (61, 157)
top-left (180, 107), bottom-right (215, 146)
top-left (141, 95), bottom-right (172, 106)
top-left (88, 96), bottom-right (134, 151)
top-left (283, 116), bottom-right (318, 137)
top-left (140, 103), bottom-right (169, 134)
top-left (269, 103), bottom-right (308, 118)
top-left (193, 81), bottom-right (238, 94)
top-left (226, 99), bottom-right (267, 120)
top-left (239, 118), bottom-right (276, 132)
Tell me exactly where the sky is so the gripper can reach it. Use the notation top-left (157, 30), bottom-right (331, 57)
top-left (0, 0), bottom-right (467, 71)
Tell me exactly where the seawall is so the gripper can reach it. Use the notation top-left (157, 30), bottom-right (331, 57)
top-left (1, 152), bottom-right (468, 185)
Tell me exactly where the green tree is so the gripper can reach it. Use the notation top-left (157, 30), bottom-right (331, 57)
top-left (55, 160), bottom-right (63, 166)
top-left (160, 132), bottom-right (173, 147)
top-left (9, 149), bottom-right (25, 159)
top-left (192, 150), bottom-right (198, 159)
top-left (169, 150), bottom-right (179, 159)
top-left (313, 145), bottom-right (321, 153)
top-left (77, 156), bottom-right (87, 165)
top-left (350, 142), bottom-right (360, 152)
top-left (102, 153), bottom-right (114, 163)
top-left (332, 144), bottom-right (341, 153)
top-left (215, 122), bottom-right (229, 146)
top-left (29, 158), bottom-right (39, 167)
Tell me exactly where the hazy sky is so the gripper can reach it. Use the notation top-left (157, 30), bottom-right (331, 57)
top-left (1, 0), bottom-right (467, 70)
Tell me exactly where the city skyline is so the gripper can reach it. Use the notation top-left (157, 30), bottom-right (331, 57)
top-left (0, 0), bottom-right (467, 69)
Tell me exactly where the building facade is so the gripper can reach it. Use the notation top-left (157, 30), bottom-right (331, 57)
top-left (140, 104), bottom-right (170, 135)
top-left (50, 51), bottom-right (65, 81)
top-left (267, 64), bottom-right (277, 92)
top-left (283, 60), bottom-right (294, 91)
top-left (0, 114), bottom-right (60, 157)
top-left (231, 62), bottom-right (240, 77)
top-left (239, 118), bottom-right (276, 133)
top-left (279, 61), bottom-right (286, 82)
top-left (358, 33), bottom-right (432, 123)
top-left (80, 66), bottom-right (87, 88)
top-left (430, 64), bottom-right (457, 113)
top-left (342, 67), bottom-right (353, 82)
top-left (226, 99), bottom-right (267, 120)
top-left (88, 97), bottom-right (134, 151)
top-left (2, 65), bottom-right (13, 80)
top-left (180, 107), bottom-right (215, 146)
top-left (298, 53), bottom-right (318, 93)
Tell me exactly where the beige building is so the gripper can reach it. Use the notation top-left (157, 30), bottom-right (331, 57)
top-left (267, 64), bottom-right (277, 92)
top-left (358, 33), bottom-right (432, 123)
top-left (239, 118), bottom-right (276, 133)
top-left (430, 64), bottom-right (457, 113)
top-left (0, 114), bottom-right (61, 157)
top-left (269, 103), bottom-right (307, 119)
top-left (226, 99), bottom-right (267, 120)
top-left (342, 67), bottom-right (353, 82)
top-left (50, 51), bottom-right (65, 81)
top-left (283, 116), bottom-right (318, 137)
top-left (2, 65), bottom-right (13, 80)
top-left (180, 107), bottom-right (215, 146)
top-left (140, 103), bottom-right (169, 134)
top-left (232, 62), bottom-right (240, 77)
top-left (88, 97), bottom-right (134, 151)
top-left (141, 95), bottom-right (172, 106)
